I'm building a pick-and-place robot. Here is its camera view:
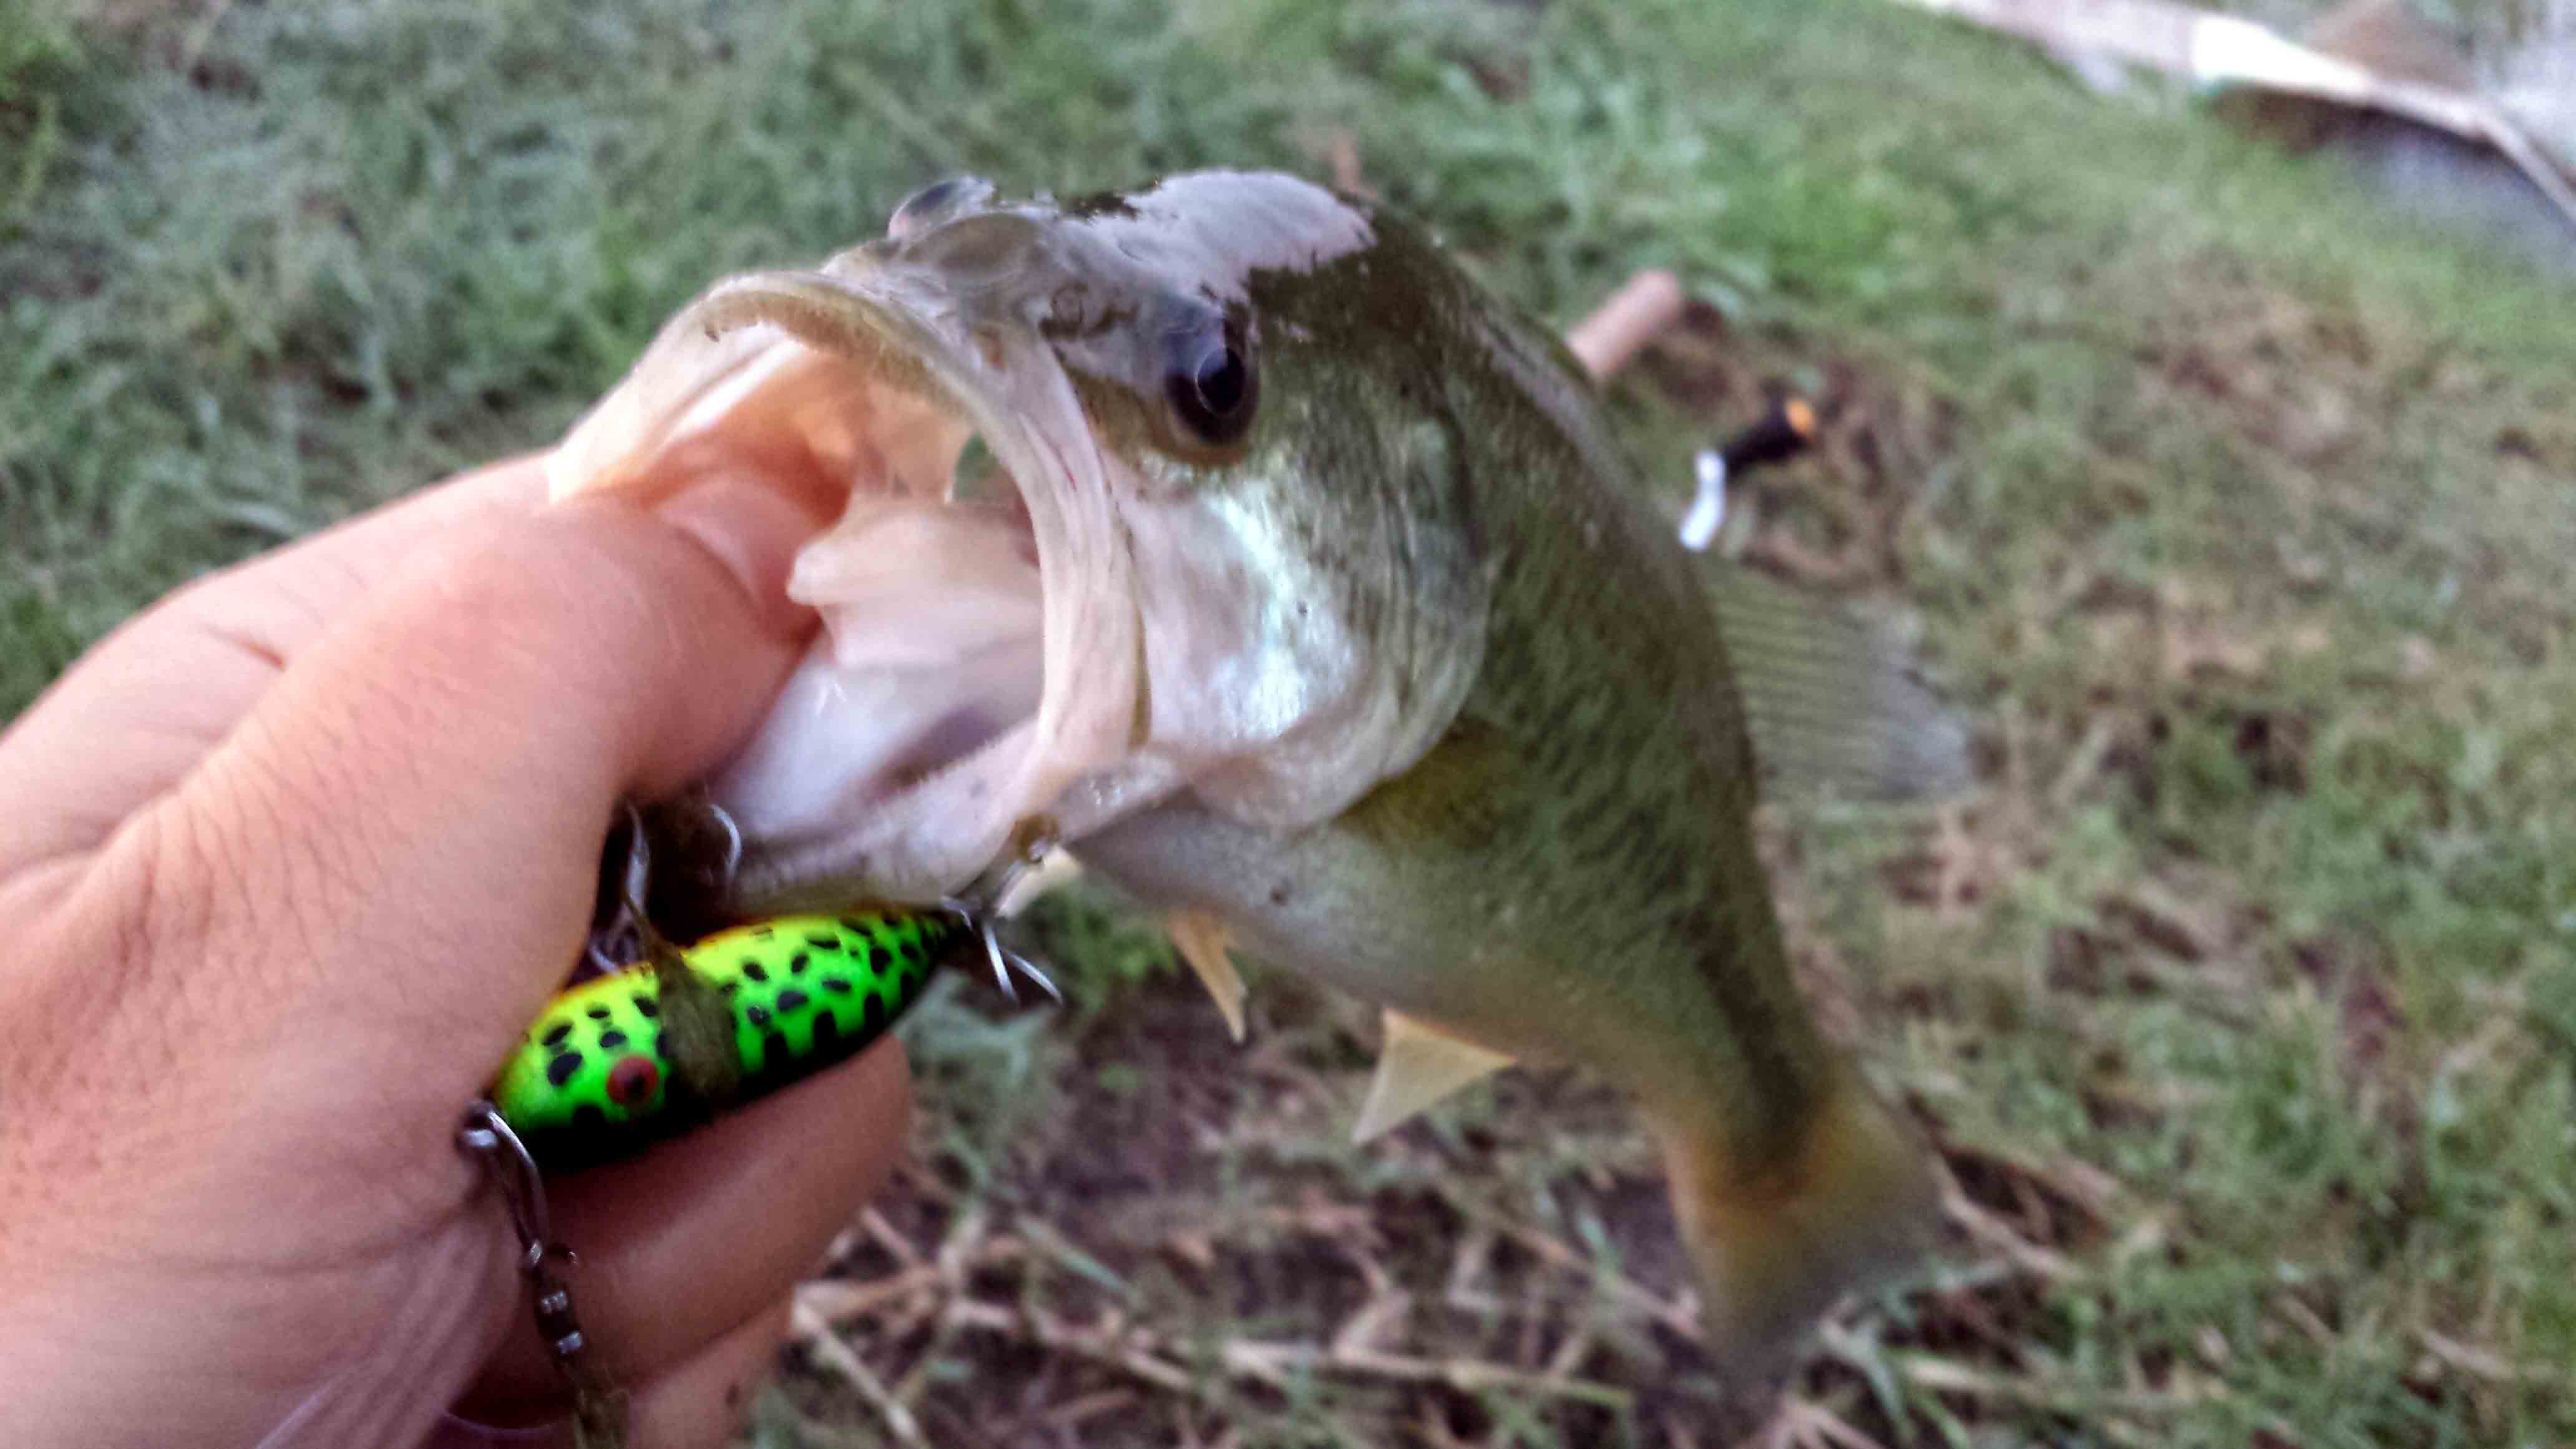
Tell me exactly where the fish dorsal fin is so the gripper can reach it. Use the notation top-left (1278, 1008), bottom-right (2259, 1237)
top-left (1705, 566), bottom-right (1972, 805)
top-left (1352, 1010), bottom-right (1515, 1143)
top-left (1164, 907), bottom-right (1249, 1043)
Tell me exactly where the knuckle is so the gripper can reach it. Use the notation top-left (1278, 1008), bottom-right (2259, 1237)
top-left (111, 801), bottom-right (219, 989)
top-left (198, 716), bottom-right (379, 977)
top-left (1, 811), bottom-right (210, 1126)
top-left (398, 507), bottom-right (699, 712)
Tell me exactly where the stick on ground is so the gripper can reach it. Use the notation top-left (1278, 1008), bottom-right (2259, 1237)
top-left (1565, 269), bottom-right (1686, 381)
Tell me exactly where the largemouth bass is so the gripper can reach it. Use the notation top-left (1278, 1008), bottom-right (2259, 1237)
top-left (549, 171), bottom-right (1947, 1372)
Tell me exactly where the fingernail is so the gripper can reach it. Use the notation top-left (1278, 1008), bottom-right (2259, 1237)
top-left (654, 475), bottom-right (824, 637)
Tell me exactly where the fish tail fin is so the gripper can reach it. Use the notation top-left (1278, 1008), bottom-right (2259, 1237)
top-left (1652, 1065), bottom-right (1938, 1376)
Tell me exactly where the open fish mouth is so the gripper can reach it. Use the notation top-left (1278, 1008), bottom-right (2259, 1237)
top-left (549, 186), bottom-right (1164, 908)
top-left (545, 173), bottom-right (1447, 913)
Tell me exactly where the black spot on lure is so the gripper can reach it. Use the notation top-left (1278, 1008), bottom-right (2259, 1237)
top-left (490, 909), bottom-right (970, 1171)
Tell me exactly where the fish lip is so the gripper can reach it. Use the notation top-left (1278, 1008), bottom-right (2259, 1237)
top-left (549, 238), bottom-right (1159, 908)
top-left (554, 172), bottom-right (1458, 914)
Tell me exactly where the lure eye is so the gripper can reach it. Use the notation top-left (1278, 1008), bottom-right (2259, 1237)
top-left (605, 1054), bottom-right (661, 1108)
top-left (1164, 313), bottom-right (1257, 448)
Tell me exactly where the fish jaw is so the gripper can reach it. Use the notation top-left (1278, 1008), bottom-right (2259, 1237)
top-left (551, 248), bottom-right (1151, 905)
top-left (547, 172), bottom-right (1490, 910)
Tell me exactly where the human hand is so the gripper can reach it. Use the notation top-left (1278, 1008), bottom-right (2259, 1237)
top-left (0, 453), bottom-right (905, 1448)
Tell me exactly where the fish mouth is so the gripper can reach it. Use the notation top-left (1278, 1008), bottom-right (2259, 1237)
top-left (547, 222), bottom-right (1170, 909)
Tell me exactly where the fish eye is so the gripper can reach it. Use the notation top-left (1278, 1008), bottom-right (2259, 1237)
top-left (1164, 315), bottom-right (1257, 447)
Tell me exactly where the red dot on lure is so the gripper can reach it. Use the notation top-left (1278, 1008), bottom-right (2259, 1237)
top-left (605, 1055), bottom-right (661, 1107)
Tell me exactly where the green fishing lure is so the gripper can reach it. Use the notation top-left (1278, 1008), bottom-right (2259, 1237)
top-left (492, 909), bottom-right (968, 1170)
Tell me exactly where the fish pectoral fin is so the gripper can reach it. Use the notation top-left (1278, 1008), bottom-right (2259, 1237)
top-left (1164, 907), bottom-right (1249, 1042)
top-left (1352, 1009), bottom-right (1515, 1143)
top-left (1704, 566), bottom-right (1972, 805)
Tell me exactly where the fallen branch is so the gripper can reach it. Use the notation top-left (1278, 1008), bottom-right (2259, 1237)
top-left (2417, 1327), bottom-right (2567, 1386)
top-left (791, 1297), bottom-right (931, 1448)
top-left (1220, 1338), bottom-right (1636, 1407)
top-left (1442, 1192), bottom-right (1701, 1336)
top-left (944, 1298), bottom-right (1199, 1393)
top-left (1896, 1352), bottom-right (2209, 1417)
top-left (1566, 269), bottom-right (1687, 381)
top-left (1937, 1166), bottom-right (2087, 1285)
top-left (937, 1294), bottom-right (1644, 1409)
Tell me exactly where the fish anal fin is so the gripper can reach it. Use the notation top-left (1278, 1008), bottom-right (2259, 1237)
top-left (1164, 907), bottom-right (1248, 1043)
top-left (1352, 1009), bottom-right (1515, 1144)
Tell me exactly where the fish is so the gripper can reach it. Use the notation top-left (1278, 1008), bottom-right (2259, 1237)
top-left (547, 170), bottom-right (1956, 1374)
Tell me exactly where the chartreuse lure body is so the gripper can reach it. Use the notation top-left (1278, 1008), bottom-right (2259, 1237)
top-left (492, 909), bottom-right (969, 1170)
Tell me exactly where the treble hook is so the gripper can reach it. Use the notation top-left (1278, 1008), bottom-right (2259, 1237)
top-left (940, 895), bottom-right (1063, 1006)
top-left (585, 803), bottom-right (656, 975)
top-left (586, 798), bottom-right (748, 973)
top-left (940, 826), bottom-right (1066, 1006)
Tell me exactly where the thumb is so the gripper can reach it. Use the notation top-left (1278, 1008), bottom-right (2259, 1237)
top-left (124, 469), bottom-right (826, 1144)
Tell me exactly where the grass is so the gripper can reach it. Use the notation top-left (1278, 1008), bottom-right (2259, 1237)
top-left (7, 0), bottom-right (2574, 1444)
